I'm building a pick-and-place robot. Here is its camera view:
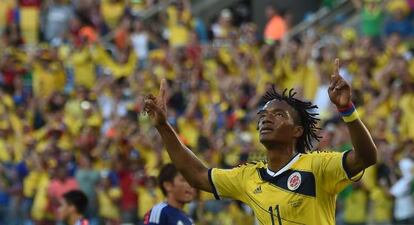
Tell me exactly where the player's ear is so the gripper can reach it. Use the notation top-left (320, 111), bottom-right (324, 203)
top-left (293, 125), bottom-right (304, 138)
top-left (163, 181), bottom-right (173, 193)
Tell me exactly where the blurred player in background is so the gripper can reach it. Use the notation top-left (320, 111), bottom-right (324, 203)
top-left (144, 163), bottom-right (195, 225)
top-left (58, 190), bottom-right (89, 225)
top-left (144, 59), bottom-right (377, 225)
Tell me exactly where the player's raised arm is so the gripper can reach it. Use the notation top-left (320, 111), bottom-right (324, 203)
top-left (143, 79), bottom-right (212, 192)
top-left (328, 59), bottom-right (377, 177)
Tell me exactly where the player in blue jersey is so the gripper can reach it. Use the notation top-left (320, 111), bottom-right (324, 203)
top-left (144, 163), bottom-right (196, 225)
top-left (58, 190), bottom-right (89, 225)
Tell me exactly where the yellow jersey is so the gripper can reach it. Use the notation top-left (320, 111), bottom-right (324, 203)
top-left (371, 187), bottom-right (392, 223)
top-left (343, 187), bottom-right (368, 223)
top-left (209, 151), bottom-right (363, 225)
top-left (97, 187), bottom-right (121, 219)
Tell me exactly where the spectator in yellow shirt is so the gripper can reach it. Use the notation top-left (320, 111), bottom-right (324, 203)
top-left (0, 0), bottom-right (15, 33)
top-left (165, 0), bottom-right (192, 47)
top-left (69, 38), bottom-right (97, 89)
top-left (31, 48), bottom-right (66, 98)
top-left (371, 179), bottom-right (393, 225)
top-left (343, 182), bottom-right (369, 225)
top-left (18, 0), bottom-right (41, 44)
top-left (100, 0), bottom-right (126, 30)
top-left (94, 44), bottom-right (137, 79)
top-left (137, 176), bottom-right (163, 221)
top-left (97, 171), bottom-right (121, 225)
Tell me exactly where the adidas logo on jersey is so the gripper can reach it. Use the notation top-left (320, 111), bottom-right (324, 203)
top-left (253, 185), bottom-right (262, 194)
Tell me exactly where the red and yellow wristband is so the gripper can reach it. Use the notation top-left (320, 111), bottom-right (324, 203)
top-left (338, 102), bottom-right (359, 123)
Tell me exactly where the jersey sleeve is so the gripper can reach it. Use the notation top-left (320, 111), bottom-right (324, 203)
top-left (208, 166), bottom-right (247, 201)
top-left (312, 150), bottom-right (364, 194)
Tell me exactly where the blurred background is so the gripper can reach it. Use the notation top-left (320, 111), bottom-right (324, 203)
top-left (0, 0), bottom-right (414, 224)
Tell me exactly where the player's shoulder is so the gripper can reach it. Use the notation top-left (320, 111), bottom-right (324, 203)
top-left (301, 150), bottom-right (344, 159)
top-left (238, 161), bottom-right (266, 175)
top-left (150, 202), bottom-right (168, 213)
top-left (147, 202), bottom-right (168, 223)
top-left (296, 150), bottom-right (344, 166)
top-left (236, 160), bottom-right (266, 170)
top-left (213, 161), bottom-right (266, 175)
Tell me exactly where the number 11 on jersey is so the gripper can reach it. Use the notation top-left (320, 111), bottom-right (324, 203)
top-left (268, 205), bottom-right (282, 225)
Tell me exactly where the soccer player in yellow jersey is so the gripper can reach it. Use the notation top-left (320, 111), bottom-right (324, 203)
top-left (143, 59), bottom-right (377, 225)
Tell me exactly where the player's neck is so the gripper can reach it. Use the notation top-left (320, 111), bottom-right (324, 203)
top-left (167, 196), bottom-right (184, 210)
top-left (266, 143), bottom-right (296, 173)
top-left (68, 213), bottom-right (83, 225)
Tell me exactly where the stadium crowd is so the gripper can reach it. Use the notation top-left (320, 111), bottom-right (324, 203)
top-left (0, 0), bottom-right (414, 224)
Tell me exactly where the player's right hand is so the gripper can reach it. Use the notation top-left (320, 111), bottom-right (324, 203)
top-left (144, 79), bottom-right (168, 126)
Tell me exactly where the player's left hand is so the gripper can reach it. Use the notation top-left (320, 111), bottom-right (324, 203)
top-left (328, 58), bottom-right (352, 108)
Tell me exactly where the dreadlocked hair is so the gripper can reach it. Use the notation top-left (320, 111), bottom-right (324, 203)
top-left (262, 86), bottom-right (321, 153)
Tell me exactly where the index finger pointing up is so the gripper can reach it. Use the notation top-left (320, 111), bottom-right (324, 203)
top-left (334, 58), bottom-right (340, 76)
top-left (159, 78), bottom-right (167, 101)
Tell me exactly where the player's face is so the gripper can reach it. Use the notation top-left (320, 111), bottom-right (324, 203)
top-left (57, 198), bottom-right (72, 221)
top-left (170, 174), bottom-right (195, 204)
top-left (258, 100), bottom-right (302, 146)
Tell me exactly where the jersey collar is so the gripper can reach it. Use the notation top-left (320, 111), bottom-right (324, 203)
top-left (74, 218), bottom-right (89, 225)
top-left (266, 153), bottom-right (301, 177)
